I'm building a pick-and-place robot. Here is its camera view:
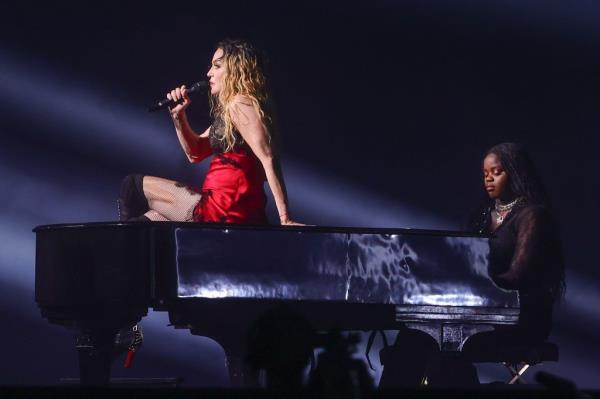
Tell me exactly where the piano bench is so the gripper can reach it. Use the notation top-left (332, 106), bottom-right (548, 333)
top-left (467, 342), bottom-right (559, 384)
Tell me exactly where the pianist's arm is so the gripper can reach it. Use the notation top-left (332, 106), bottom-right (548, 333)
top-left (169, 85), bottom-right (213, 163)
top-left (490, 206), bottom-right (553, 290)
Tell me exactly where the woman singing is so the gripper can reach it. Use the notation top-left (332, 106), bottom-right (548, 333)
top-left (118, 39), bottom-right (300, 225)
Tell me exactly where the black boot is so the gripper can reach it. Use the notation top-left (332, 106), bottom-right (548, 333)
top-left (118, 174), bottom-right (149, 221)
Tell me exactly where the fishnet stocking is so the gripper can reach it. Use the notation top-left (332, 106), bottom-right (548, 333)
top-left (142, 176), bottom-right (201, 222)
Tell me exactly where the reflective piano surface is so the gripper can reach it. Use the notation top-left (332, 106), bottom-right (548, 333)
top-left (34, 222), bottom-right (519, 383)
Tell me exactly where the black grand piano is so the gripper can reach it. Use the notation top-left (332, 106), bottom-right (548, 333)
top-left (34, 222), bottom-right (519, 385)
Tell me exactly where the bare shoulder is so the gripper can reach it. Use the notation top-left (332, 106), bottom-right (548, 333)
top-left (229, 95), bottom-right (260, 125)
top-left (232, 94), bottom-right (254, 107)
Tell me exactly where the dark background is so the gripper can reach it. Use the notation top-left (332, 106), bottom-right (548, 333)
top-left (1, 0), bottom-right (599, 388)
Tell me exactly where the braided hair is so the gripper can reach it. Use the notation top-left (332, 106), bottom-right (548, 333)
top-left (485, 142), bottom-right (549, 207)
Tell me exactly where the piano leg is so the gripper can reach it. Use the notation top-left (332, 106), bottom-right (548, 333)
top-left (185, 304), bottom-right (315, 389)
top-left (76, 327), bottom-right (118, 386)
top-left (220, 339), bottom-right (260, 387)
top-left (189, 327), bottom-right (259, 387)
top-left (225, 354), bottom-right (251, 387)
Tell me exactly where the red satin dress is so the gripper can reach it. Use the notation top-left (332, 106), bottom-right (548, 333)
top-left (192, 119), bottom-right (268, 224)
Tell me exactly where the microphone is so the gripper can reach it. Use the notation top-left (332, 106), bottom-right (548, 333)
top-left (148, 81), bottom-right (208, 112)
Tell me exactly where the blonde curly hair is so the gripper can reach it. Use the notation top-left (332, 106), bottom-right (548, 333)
top-left (209, 39), bottom-right (271, 152)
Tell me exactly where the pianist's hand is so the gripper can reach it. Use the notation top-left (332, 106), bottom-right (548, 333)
top-left (167, 85), bottom-right (191, 117)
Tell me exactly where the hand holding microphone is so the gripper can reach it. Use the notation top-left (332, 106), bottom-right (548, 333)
top-left (168, 85), bottom-right (191, 117)
top-left (148, 81), bottom-right (207, 113)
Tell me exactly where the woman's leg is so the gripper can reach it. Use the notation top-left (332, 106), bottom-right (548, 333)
top-left (118, 174), bottom-right (149, 221)
top-left (142, 176), bottom-right (201, 221)
top-left (119, 174), bottom-right (201, 222)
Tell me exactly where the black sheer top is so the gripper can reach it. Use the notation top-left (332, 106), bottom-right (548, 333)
top-left (480, 203), bottom-right (564, 339)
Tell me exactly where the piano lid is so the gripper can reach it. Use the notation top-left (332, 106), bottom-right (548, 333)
top-left (174, 226), bottom-right (518, 308)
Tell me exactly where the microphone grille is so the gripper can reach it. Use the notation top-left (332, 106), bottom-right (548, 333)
top-left (188, 81), bottom-right (208, 93)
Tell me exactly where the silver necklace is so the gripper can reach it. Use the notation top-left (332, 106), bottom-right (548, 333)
top-left (494, 197), bottom-right (522, 225)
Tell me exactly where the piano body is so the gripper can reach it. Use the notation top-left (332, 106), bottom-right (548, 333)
top-left (33, 222), bottom-right (519, 385)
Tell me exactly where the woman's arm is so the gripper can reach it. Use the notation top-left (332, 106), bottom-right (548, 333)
top-left (491, 206), bottom-right (550, 290)
top-left (168, 85), bottom-right (212, 163)
top-left (229, 95), bottom-right (300, 225)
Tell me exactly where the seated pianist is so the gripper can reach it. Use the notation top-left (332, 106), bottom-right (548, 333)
top-left (379, 142), bottom-right (566, 387)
